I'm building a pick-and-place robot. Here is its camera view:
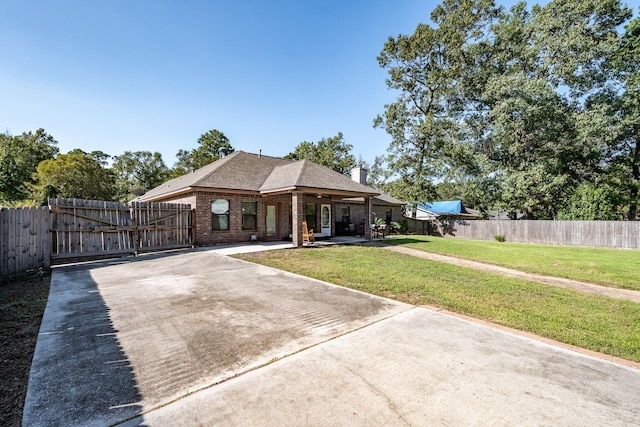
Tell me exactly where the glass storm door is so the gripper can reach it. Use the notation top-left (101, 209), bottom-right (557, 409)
top-left (321, 204), bottom-right (331, 235)
top-left (266, 204), bottom-right (278, 238)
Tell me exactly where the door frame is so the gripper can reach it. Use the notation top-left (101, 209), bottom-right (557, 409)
top-left (265, 202), bottom-right (279, 240)
top-left (320, 204), bottom-right (331, 236)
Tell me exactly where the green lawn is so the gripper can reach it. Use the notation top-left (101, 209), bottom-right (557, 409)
top-left (383, 235), bottom-right (640, 291)
top-left (236, 245), bottom-right (640, 363)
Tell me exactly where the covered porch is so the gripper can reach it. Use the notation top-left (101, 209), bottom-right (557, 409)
top-left (257, 160), bottom-right (380, 248)
top-left (273, 191), bottom-right (375, 248)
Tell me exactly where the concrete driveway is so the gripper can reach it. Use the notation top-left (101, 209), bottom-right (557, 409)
top-left (24, 247), bottom-right (640, 426)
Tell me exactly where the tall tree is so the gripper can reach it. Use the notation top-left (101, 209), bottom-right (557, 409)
top-left (556, 182), bottom-right (622, 220)
top-left (173, 129), bottom-right (234, 175)
top-left (285, 132), bottom-right (356, 174)
top-left (33, 152), bottom-right (116, 202)
top-left (375, 0), bottom-right (632, 218)
top-left (0, 129), bottom-right (59, 203)
top-left (605, 17), bottom-right (640, 219)
top-left (112, 151), bottom-right (171, 201)
top-left (374, 0), bottom-right (499, 205)
top-left (68, 148), bottom-right (111, 166)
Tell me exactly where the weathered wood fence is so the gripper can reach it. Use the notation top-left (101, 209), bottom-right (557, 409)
top-left (420, 219), bottom-right (640, 250)
top-left (1, 206), bottom-right (51, 279)
top-left (1, 198), bottom-right (193, 279)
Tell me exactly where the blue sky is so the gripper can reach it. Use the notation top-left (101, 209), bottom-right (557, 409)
top-left (1, 1), bottom-right (636, 168)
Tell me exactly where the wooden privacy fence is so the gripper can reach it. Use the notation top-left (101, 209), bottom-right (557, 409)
top-left (50, 198), bottom-right (193, 262)
top-left (1, 206), bottom-right (51, 278)
top-left (1, 198), bottom-right (193, 279)
top-left (428, 219), bottom-right (640, 249)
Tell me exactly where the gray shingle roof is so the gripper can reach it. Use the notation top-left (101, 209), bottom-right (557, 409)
top-left (137, 151), bottom-right (380, 201)
top-left (259, 161), bottom-right (306, 192)
top-left (261, 160), bottom-right (379, 196)
top-left (373, 193), bottom-right (405, 205)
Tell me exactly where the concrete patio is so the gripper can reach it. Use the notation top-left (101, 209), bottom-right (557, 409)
top-left (23, 246), bottom-right (640, 426)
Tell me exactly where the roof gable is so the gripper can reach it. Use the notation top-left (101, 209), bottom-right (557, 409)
top-left (260, 160), bottom-right (378, 196)
top-left (196, 152), bottom-right (291, 191)
top-left (259, 161), bottom-right (306, 192)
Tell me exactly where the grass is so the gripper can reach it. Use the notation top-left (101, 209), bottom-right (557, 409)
top-left (236, 245), bottom-right (640, 363)
top-left (384, 235), bottom-right (640, 291)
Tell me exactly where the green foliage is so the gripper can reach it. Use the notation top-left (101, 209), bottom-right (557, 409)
top-left (285, 132), bottom-right (356, 174)
top-left (0, 129), bottom-right (59, 204)
top-left (33, 152), bottom-right (116, 202)
top-left (67, 148), bottom-right (111, 165)
top-left (375, 0), bottom-right (636, 219)
top-left (112, 151), bottom-right (170, 201)
top-left (383, 176), bottom-right (437, 209)
top-left (173, 129), bottom-right (234, 175)
top-left (374, 0), bottom-right (499, 204)
top-left (436, 178), bottom-right (496, 215)
top-left (605, 16), bottom-right (640, 219)
top-left (493, 235), bottom-right (505, 242)
top-left (556, 183), bottom-right (623, 220)
top-left (372, 216), bottom-right (385, 227)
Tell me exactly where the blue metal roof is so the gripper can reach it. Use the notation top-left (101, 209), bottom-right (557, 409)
top-left (418, 200), bottom-right (465, 214)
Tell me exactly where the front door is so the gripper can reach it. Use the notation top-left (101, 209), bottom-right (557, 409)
top-left (266, 203), bottom-right (278, 240)
top-left (321, 204), bottom-right (331, 236)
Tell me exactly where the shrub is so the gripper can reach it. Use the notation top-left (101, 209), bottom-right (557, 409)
top-left (494, 234), bottom-right (506, 242)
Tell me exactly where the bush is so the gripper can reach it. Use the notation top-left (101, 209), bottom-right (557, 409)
top-left (494, 234), bottom-right (506, 242)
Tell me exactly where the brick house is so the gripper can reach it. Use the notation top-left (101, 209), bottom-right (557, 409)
top-left (136, 151), bottom-right (402, 247)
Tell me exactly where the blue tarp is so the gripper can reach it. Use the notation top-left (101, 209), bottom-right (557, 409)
top-left (418, 200), bottom-right (466, 214)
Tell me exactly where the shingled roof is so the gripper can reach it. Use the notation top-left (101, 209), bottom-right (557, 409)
top-left (260, 160), bottom-right (379, 196)
top-left (137, 151), bottom-right (379, 201)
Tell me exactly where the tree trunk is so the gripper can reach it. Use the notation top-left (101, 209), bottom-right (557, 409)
top-left (629, 137), bottom-right (639, 221)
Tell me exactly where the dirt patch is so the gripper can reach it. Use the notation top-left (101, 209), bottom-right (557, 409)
top-left (1, 274), bottom-right (50, 427)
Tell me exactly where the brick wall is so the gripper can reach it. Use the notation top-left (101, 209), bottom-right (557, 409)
top-left (161, 191), bottom-right (298, 245)
top-left (159, 191), bottom-right (385, 245)
top-left (195, 192), bottom-right (262, 245)
top-left (372, 205), bottom-right (403, 223)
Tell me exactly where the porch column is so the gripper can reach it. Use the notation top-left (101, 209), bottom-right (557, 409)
top-left (292, 191), bottom-right (304, 247)
top-left (364, 196), bottom-right (372, 240)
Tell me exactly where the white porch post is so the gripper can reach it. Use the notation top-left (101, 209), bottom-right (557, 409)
top-left (364, 196), bottom-right (372, 240)
top-left (292, 191), bottom-right (304, 247)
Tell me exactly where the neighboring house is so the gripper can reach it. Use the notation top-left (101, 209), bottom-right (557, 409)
top-left (410, 200), bottom-right (481, 220)
top-left (136, 151), bottom-right (392, 247)
top-left (404, 200), bottom-right (480, 236)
